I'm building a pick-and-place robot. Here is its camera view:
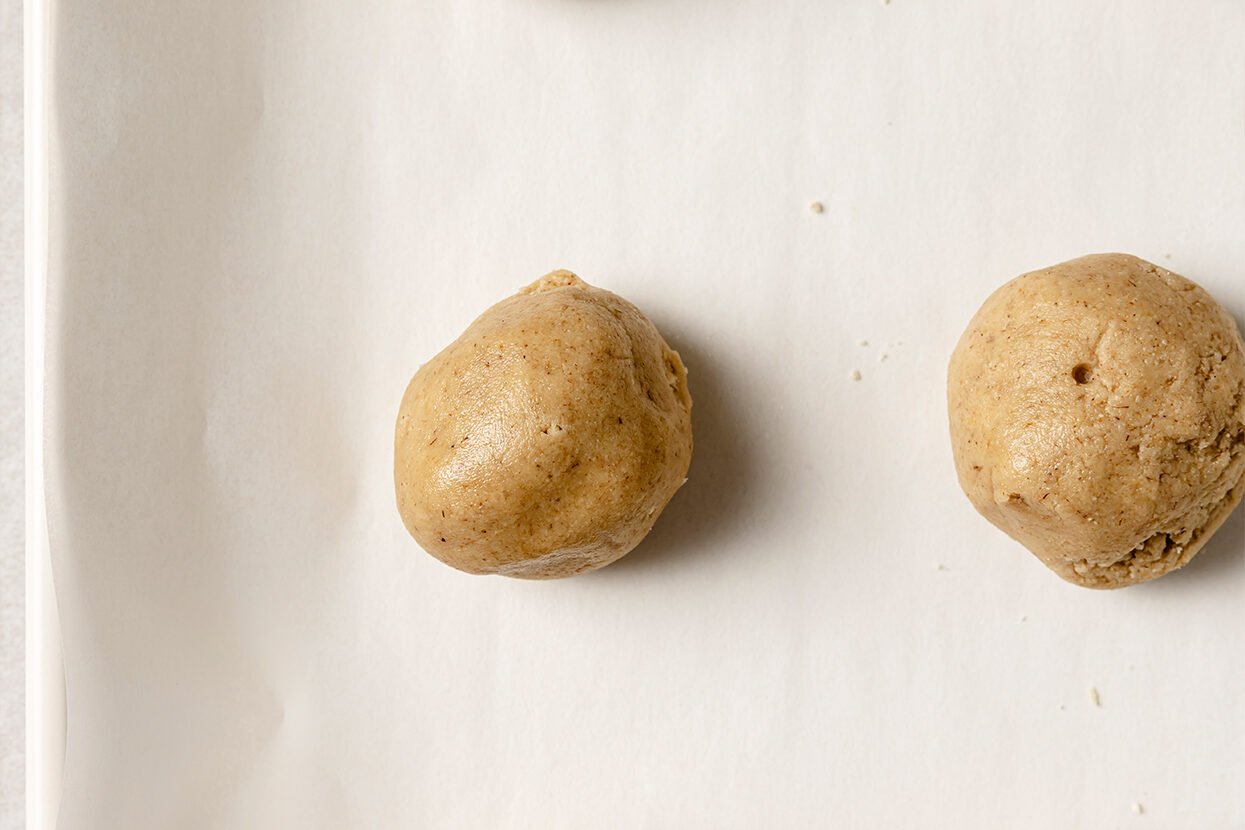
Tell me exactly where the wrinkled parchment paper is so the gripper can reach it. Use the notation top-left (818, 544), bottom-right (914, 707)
top-left (46, 1), bottom-right (1245, 826)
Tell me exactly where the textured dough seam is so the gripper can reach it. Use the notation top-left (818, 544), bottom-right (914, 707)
top-left (1071, 435), bottom-right (1245, 586)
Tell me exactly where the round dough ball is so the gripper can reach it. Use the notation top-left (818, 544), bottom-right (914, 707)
top-left (948, 253), bottom-right (1245, 588)
top-left (395, 270), bottom-right (693, 579)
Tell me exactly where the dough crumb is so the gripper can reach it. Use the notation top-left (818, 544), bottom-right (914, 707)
top-left (1089, 687), bottom-right (1101, 707)
top-left (935, 563), bottom-right (949, 571)
top-left (858, 339), bottom-right (869, 347)
top-left (1020, 615), bottom-right (1027, 622)
top-left (879, 353), bottom-right (888, 363)
top-left (1132, 803), bottom-right (1144, 815)
top-left (809, 201), bottom-right (824, 214)
top-left (849, 369), bottom-right (862, 381)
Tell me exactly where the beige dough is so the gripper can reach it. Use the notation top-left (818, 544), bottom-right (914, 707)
top-left (395, 270), bottom-right (693, 579)
top-left (948, 254), bottom-right (1245, 588)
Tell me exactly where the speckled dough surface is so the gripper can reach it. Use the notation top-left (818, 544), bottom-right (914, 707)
top-left (948, 254), bottom-right (1245, 588)
top-left (395, 271), bottom-right (693, 578)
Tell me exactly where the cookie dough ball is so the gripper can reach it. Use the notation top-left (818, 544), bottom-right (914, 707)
top-left (948, 254), bottom-right (1245, 588)
top-left (395, 270), bottom-right (693, 579)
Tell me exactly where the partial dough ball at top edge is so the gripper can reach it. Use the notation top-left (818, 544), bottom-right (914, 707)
top-left (394, 270), bottom-right (694, 579)
top-left (948, 253), bottom-right (1245, 588)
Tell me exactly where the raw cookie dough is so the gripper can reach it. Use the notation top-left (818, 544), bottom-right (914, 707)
top-left (948, 253), bottom-right (1245, 588)
top-left (395, 270), bottom-right (693, 579)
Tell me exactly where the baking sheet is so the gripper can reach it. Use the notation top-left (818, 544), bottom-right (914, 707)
top-left (45, 0), bottom-right (1245, 827)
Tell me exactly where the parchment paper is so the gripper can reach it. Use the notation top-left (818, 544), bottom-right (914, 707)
top-left (46, 1), bottom-right (1245, 827)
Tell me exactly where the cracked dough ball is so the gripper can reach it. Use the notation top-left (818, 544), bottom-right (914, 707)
top-left (395, 270), bottom-right (693, 579)
top-left (948, 253), bottom-right (1245, 588)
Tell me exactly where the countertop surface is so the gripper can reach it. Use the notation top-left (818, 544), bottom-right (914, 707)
top-left (2, 0), bottom-right (24, 828)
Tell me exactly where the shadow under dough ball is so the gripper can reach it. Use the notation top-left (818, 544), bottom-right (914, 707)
top-left (948, 253), bottom-right (1245, 588)
top-left (395, 270), bottom-right (693, 579)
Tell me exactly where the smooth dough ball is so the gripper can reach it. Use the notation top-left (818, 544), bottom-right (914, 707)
top-left (948, 253), bottom-right (1245, 588)
top-left (395, 270), bottom-right (693, 579)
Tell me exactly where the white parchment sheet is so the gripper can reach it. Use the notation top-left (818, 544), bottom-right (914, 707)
top-left (45, 1), bottom-right (1245, 827)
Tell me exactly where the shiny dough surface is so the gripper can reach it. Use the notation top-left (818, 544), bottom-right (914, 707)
top-left (396, 271), bottom-right (693, 579)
